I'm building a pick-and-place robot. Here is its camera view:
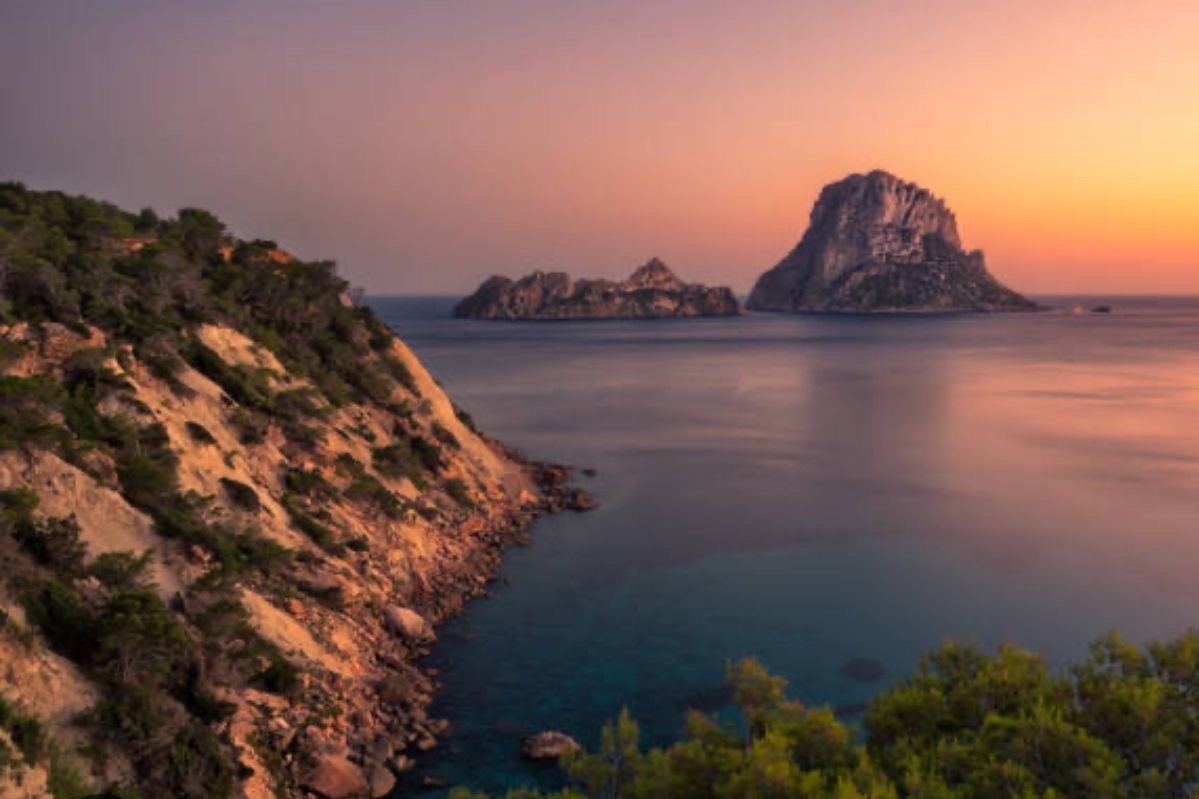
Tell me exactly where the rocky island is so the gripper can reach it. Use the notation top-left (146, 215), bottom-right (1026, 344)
top-left (454, 258), bottom-right (741, 320)
top-left (0, 183), bottom-right (592, 799)
top-left (748, 170), bottom-right (1037, 313)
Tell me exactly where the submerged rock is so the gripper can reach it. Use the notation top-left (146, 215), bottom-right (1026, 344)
top-left (676, 682), bottom-right (735, 714)
top-left (841, 658), bottom-right (886, 683)
top-left (748, 170), bottom-right (1037, 313)
top-left (521, 730), bottom-right (582, 760)
top-left (454, 258), bottom-right (742, 320)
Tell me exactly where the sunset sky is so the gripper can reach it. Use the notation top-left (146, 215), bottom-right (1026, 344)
top-left (1, 0), bottom-right (1197, 294)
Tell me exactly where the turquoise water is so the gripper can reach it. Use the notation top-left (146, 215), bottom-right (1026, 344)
top-left (369, 296), bottom-right (1199, 796)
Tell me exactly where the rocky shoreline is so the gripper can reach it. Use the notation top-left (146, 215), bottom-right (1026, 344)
top-left (282, 454), bottom-right (597, 799)
top-left (0, 318), bottom-right (597, 799)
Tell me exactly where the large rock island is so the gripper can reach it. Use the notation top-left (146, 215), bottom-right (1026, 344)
top-left (747, 170), bottom-right (1037, 313)
top-left (454, 258), bottom-right (742, 320)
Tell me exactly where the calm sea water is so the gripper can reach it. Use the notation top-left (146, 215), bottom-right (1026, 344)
top-left (368, 296), bottom-right (1199, 796)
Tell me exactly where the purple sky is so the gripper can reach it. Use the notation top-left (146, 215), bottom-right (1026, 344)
top-left (2, 1), bottom-right (1197, 294)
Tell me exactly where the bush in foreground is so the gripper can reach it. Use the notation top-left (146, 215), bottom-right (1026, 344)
top-left (453, 632), bottom-right (1199, 799)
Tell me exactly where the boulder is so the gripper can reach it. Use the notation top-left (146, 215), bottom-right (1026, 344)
top-left (364, 763), bottom-right (397, 799)
top-left (384, 606), bottom-right (435, 642)
top-left (300, 754), bottom-right (369, 799)
top-left (521, 730), bottom-right (581, 761)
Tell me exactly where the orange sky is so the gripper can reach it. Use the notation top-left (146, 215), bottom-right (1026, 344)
top-left (0, 0), bottom-right (1197, 293)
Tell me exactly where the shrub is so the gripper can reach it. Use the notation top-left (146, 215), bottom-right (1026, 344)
top-left (281, 493), bottom-right (341, 554)
top-left (371, 443), bottom-right (421, 483)
top-left (251, 656), bottom-right (301, 696)
top-left (273, 387), bottom-right (324, 419)
top-left (280, 418), bottom-right (322, 449)
top-left (182, 338), bottom-right (271, 411)
top-left (432, 421), bottom-right (460, 449)
top-left (345, 473), bottom-right (404, 518)
top-left (380, 354), bottom-right (419, 396)
top-left (87, 551), bottom-right (154, 592)
top-left (282, 466), bottom-right (334, 499)
top-left (46, 748), bottom-right (95, 799)
top-left (411, 436), bottom-right (443, 473)
top-left (454, 405), bottom-right (479, 433)
top-left (219, 477), bottom-right (260, 512)
top-left (0, 374), bottom-right (68, 451)
top-left (457, 636), bottom-right (1199, 799)
top-left (0, 696), bottom-right (47, 763)
top-left (0, 338), bottom-right (28, 369)
top-left (184, 420), bottom-right (217, 445)
top-left (134, 333), bottom-right (187, 387)
top-left (9, 513), bottom-right (88, 576)
top-left (228, 407), bottom-right (268, 445)
top-left (445, 477), bottom-right (474, 509)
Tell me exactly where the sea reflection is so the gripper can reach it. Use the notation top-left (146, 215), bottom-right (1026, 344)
top-left (371, 296), bottom-right (1199, 795)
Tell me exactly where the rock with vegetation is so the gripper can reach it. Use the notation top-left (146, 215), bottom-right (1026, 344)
top-left (454, 259), bottom-right (741, 320)
top-left (454, 632), bottom-right (1199, 799)
top-left (0, 181), bottom-right (593, 799)
top-left (748, 170), bottom-right (1038, 312)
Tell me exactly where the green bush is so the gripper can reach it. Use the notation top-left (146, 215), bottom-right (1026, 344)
top-left (458, 633), bottom-right (1199, 799)
top-left (46, 748), bottom-right (96, 799)
top-left (184, 420), bottom-right (217, 445)
top-left (345, 473), bottom-right (404, 518)
top-left (0, 374), bottom-right (68, 451)
top-left (445, 477), bottom-right (474, 509)
top-left (281, 492), bottom-right (342, 554)
top-left (371, 442), bottom-right (422, 484)
top-left (0, 338), bottom-right (29, 369)
top-left (182, 338), bottom-right (271, 411)
top-left (0, 696), bottom-right (47, 763)
top-left (9, 513), bottom-right (88, 576)
top-left (219, 477), bottom-right (260, 512)
top-left (380, 354), bottom-right (419, 395)
top-left (282, 466), bottom-right (334, 498)
top-left (228, 407), bottom-right (268, 445)
top-left (250, 656), bottom-right (300, 697)
top-left (87, 551), bottom-right (153, 592)
top-left (432, 420), bottom-right (460, 449)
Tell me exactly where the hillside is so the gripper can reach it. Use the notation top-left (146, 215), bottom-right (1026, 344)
top-left (0, 182), bottom-right (589, 799)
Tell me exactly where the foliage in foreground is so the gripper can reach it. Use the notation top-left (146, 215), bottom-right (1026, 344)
top-left (454, 634), bottom-right (1199, 799)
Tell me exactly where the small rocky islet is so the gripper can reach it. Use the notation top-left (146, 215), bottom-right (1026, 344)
top-left (453, 258), bottom-right (742, 320)
top-left (456, 171), bottom-right (1037, 319)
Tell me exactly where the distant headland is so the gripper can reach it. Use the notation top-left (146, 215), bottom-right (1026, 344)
top-left (454, 258), bottom-right (742, 320)
top-left (748, 170), bottom-right (1038, 313)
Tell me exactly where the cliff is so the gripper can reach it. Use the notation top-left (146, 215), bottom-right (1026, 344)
top-left (0, 183), bottom-right (590, 799)
top-left (454, 258), bottom-right (741, 320)
top-left (747, 171), bottom-right (1037, 312)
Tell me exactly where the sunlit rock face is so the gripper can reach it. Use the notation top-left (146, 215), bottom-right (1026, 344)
top-left (748, 170), bottom-right (1037, 312)
top-left (454, 258), bottom-right (742, 319)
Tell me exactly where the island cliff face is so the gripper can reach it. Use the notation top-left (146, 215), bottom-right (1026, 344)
top-left (747, 171), bottom-right (1037, 312)
top-left (0, 184), bottom-right (591, 799)
top-left (454, 259), bottom-right (741, 319)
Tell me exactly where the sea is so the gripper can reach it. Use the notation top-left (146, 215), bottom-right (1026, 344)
top-left (367, 295), bottom-right (1199, 796)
